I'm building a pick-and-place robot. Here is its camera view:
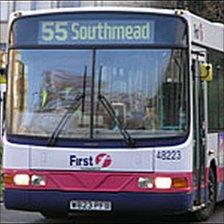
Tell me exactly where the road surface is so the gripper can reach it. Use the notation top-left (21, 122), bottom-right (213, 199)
top-left (1, 202), bottom-right (223, 223)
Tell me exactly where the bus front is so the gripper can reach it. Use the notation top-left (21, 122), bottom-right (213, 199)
top-left (3, 9), bottom-right (191, 217)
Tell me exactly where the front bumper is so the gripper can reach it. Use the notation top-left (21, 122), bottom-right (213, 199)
top-left (4, 189), bottom-right (194, 214)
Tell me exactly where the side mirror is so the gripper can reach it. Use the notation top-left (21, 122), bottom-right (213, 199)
top-left (200, 63), bottom-right (213, 81)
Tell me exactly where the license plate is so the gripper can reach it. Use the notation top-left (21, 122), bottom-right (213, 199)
top-left (70, 200), bottom-right (112, 211)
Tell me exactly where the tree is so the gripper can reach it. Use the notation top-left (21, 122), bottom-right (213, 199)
top-left (182, 0), bottom-right (224, 23)
top-left (98, 0), bottom-right (224, 23)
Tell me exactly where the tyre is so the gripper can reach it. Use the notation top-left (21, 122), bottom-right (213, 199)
top-left (41, 211), bottom-right (67, 219)
top-left (194, 168), bottom-right (216, 221)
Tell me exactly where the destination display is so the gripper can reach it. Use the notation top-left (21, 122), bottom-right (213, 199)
top-left (38, 20), bottom-right (155, 45)
top-left (10, 13), bottom-right (188, 47)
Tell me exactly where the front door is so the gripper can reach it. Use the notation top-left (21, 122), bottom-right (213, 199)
top-left (192, 50), bottom-right (208, 205)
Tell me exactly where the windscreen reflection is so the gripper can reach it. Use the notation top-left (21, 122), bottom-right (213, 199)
top-left (7, 49), bottom-right (188, 140)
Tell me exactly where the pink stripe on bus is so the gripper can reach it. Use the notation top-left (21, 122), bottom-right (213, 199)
top-left (3, 169), bottom-right (193, 193)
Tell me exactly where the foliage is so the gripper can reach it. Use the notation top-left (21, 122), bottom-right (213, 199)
top-left (153, 0), bottom-right (224, 23)
top-left (183, 0), bottom-right (224, 23)
top-left (100, 1), bottom-right (224, 23)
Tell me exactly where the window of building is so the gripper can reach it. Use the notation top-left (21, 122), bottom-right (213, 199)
top-left (32, 1), bottom-right (52, 10)
top-left (58, 1), bottom-right (80, 8)
top-left (15, 1), bottom-right (31, 11)
top-left (0, 1), bottom-right (9, 21)
top-left (0, 43), bottom-right (6, 50)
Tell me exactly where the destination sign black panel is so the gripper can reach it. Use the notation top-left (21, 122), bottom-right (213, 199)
top-left (11, 12), bottom-right (187, 47)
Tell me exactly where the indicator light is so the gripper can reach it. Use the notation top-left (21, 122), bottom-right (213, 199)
top-left (3, 173), bottom-right (14, 185)
top-left (172, 177), bottom-right (188, 188)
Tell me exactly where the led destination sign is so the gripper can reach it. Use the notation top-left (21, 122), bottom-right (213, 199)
top-left (38, 20), bottom-right (155, 45)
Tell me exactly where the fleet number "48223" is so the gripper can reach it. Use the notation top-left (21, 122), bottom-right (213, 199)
top-left (156, 150), bottom-right (181, 160)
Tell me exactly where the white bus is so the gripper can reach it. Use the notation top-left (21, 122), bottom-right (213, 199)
top-left (1, 7), bottom-right (223, 221)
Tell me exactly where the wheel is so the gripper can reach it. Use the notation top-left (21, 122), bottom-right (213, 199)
top-left (41, 211), bottom-right (67, 219)
top-left (194, 168), bottom-right (216, 221)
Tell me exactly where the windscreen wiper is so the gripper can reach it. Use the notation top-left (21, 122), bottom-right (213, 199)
top-left (97, 66), bottom-right (135, 147)
top-left (47, 66), bottom-right (87, 146)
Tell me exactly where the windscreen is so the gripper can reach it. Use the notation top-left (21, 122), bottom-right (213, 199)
top-left (7, 48), bottom-right (188, 139)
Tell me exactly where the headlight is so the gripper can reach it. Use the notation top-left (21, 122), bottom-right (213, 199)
top-left (138, 177), bottom-right (153, 189)
top-left (31, 175), bottom-right (46, 186)
top-left (13, 174), bottom-right (30, 186)
top-left (155, 177), bottom-right (172, 189)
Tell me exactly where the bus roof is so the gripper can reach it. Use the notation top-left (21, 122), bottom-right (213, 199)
top-left (9, 6), bottom-right (177, 18)
top-left (9, 7), bottom-right (224, 52)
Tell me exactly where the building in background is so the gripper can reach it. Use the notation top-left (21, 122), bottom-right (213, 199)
top-left (81, 1), bottom-right (181, 7)
top-left (0, 1), bottom-right (82, 50)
